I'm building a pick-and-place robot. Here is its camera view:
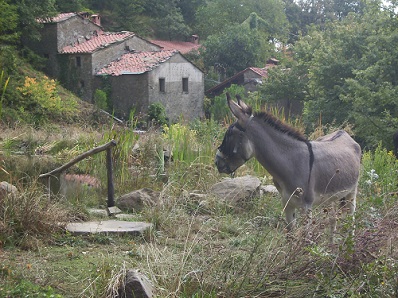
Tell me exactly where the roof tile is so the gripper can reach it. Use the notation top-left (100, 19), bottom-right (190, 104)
top-left (97, 50), bottom-right (178, 76)
top-left (38, 12), bottom-right (76, 23)
top-left (61, 32), bottom-right (135, 54)
top-left (151, 40), bottom-right (201, 54)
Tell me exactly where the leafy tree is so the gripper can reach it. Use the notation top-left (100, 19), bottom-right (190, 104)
top-left (201, 25), bottom-right (272, 77)
top-left (144, 0), bottom-right (191, 40)
top-left (55, 0), bottom-right (85, 12)
top-left (14, 0), bottom-right (58, 42)
top-left (194, 0), bottom-right (288, 40)
top-left (177, 0), bottom-right (205, 28)
top-left (0, 0), bottom-right (18, 45)
top-left (261, 1), bottom-right (398, 150)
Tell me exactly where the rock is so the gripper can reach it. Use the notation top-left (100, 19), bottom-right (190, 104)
top-left (210, 175), bottom-right (261, 204)
top-left (261, 184), bottom-right (279, 195)
top-left (65, 220), bottom-right (152, 235)
top-left (118, 269), bottom-right (154, 298)
top-left (0, 181), bottom-right (18, 200)
top-left (116, 188), bottom-right (160, 212)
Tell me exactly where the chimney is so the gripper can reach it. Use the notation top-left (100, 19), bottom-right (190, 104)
top-left (91, 14), bottom-right (101, 26)
top-left (191, 34), bottom-right (199, 44)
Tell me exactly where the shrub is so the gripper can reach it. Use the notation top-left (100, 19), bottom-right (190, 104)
top-left (360, 143), bottom-right (398, 203)
top-left (93, 89), bottom-right (108, 110)
top-left (148, 102), bottom-right (168, 126)
top-left (16, 76), bottom-right (78, 125)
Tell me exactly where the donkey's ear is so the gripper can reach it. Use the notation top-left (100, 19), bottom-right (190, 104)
top-left (235, 95), bottom-right (252, 115)
top-left (227, 93), bottom-right (247, 121)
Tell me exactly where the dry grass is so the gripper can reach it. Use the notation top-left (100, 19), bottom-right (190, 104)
top-left (1, 115), bottom-right (398, 297)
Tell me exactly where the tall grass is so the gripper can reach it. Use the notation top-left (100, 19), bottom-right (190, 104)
top-left (0, 70), bottom-right (10, 119)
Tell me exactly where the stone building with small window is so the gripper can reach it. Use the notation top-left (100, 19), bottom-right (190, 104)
top-left (95, 50), bottom-right (204, 121)
top-left (24, 12), bottom-right (204, 121)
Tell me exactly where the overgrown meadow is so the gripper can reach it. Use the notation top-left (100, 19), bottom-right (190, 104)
top-left (0, 74), bottom-right (397, 298)
top-left (1, 113), bottom-right (398, 298)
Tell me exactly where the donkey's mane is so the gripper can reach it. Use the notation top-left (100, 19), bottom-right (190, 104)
top-left (254, 111), bottom-right (308, 142)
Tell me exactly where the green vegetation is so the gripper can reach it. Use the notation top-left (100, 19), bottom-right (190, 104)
top-left (1, 93), bottom-right (398, 296)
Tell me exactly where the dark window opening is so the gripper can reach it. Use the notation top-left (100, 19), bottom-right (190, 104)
top-left (76, 56), bottom-right (81, 67)
top-left (182, 77), bottom-right (189, 93)
top-left (79, 80), bottom-right (85, 88)
top-left (159, 78), bottom-right (165, 92)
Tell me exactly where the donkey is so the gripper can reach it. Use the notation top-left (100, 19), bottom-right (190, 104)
top-left (215, 93), bottom-right (362, 230)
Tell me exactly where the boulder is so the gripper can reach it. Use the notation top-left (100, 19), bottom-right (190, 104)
top-left (0, 181), bottom-right (18, 201)
top-left (261, 184), bottom-right (279, 195)
top-left (118, 269), bottom-right (154, 298)
top-left (116, 188), bottom-right (160, 212)
top-left (210, 175), bottom-right (261, 204)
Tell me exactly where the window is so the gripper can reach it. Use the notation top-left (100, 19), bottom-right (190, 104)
top-left (76, 56), bottom-right (81, 67)
top-left (159, 78), bottom-right (165, 92)
top-left (182, 77), bottom-right (189, 93)
top-left (79, 80), bottom-right (85, 88)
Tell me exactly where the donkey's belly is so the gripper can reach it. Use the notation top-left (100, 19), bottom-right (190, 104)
top-left (313, 188), bottom-right (354, 207)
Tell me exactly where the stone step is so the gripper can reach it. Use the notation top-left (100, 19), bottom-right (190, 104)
top-left (66, 220), bottom-right (152, 236)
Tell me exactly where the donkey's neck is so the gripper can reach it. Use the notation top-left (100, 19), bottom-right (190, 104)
top-left (247, 116), bottom-right (310, 181)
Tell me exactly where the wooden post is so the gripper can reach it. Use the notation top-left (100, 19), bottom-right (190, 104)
top-left (106, 147), bottom-right (115, 207)
top-left (39, 140), bottom-right (117, 206)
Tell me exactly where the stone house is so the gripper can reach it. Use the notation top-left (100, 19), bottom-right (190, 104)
top-left (205, 58), bottom-right (302, 116)
top-left (205, 58), bottom-right (279, 98)
top-left (95, 50), bottom-right (204, 121)
top-left (25, 12), bottom-right (204, 121)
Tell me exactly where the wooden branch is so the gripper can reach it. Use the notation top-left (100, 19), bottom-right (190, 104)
top-left (39, 140), bottom-right (117, 178)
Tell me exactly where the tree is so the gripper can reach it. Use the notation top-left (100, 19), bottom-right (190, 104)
top-left (15, 0), bottom-right (58, 42)
top-left (194, 0), bottom-right (288, 41)
top-left (0, 0), bottom-right (18, 45)
top-left (144, 0), bottom-right (191, 40)
top-left (202, 25), bottom-right (272, 78)
top-left (261, 0), bottom-right (398, 150)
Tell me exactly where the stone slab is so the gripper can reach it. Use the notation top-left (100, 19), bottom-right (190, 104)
top-left (66, 220), bottom-right (152, 235)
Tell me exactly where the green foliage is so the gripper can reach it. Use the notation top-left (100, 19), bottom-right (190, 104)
top-left (360, 143), bottom-right (398, 202)
top-left (0, 276), bottom-right (63, 298)
top-left (93, 89), bottom-right (108, 111)
top-left (208, 85), bottom-right (245, 122)
top-left (194, 0), bottom-right (288, 40)
top-left (262, 4), bottom-right (398, 150)
top-left (202, 25), bottom-right (271, 77)
top-left (148, 102), bottom-right (168, 127)
top-left (0, 70), bottom-right (9, 119)
top-left (16, 76), bottom-right (78, 125)
top-left (0, 0), bottom-right (18, 44)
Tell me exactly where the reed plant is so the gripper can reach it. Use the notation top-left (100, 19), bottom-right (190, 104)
top-left (0, 70), bottom-right (10, 119)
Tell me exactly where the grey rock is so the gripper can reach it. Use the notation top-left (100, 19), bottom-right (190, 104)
top-left (116, 188), bottom-right (160, 212)
top-left (118, 269), bottom-right (154, 298)
top-left (0, 181), bottom-right (18, 201)
top-left (210, 175), bottom-right (261, 204)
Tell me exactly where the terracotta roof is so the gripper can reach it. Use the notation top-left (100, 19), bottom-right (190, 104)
top-left (61, 32), bottom-right (135, 54)
top-left (97, 50), bottom-right (178, 76)
top-left (151, 40), bottom-right (201, 54)
top-left (249, 67), bottom-right (269, 77)
top-left (38, 12), bottom-right (77, 23)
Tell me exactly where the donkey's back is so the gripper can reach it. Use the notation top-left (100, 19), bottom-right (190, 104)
top-left (310, 130), bottom-right (361, 207)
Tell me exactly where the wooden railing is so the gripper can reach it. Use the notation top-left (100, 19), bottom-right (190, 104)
top-left (39, 140), bottom-right (117, 207)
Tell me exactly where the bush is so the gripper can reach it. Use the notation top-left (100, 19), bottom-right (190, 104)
top-left (16, 76), bottom-right (78, 125)
top-left (148, 102), bottom-right (168, 127)
top-left (93, 89), bottom-right (108, 110)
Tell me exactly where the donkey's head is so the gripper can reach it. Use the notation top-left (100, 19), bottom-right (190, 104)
top-left (215, 93), bottom-right (254, 174)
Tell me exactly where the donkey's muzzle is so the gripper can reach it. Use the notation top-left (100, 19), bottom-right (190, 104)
top-left (215, 150), bottom-right (232, 174)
